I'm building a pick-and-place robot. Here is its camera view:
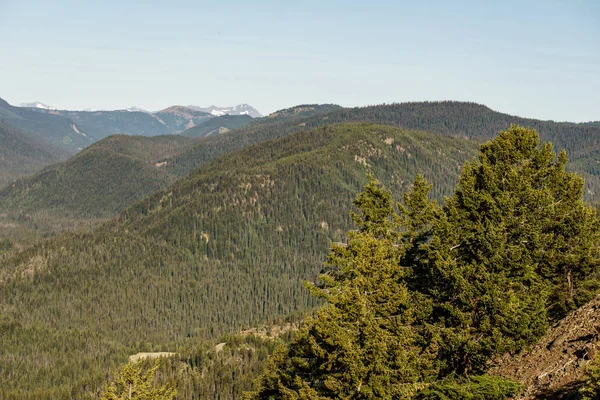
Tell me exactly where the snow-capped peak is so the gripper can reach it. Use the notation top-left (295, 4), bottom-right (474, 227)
top-left (123, 106), bottom-right (149, 113)
top-left (187, 104), bottom-right (262, 118)
top-left (20, 101), bottom-right (57, 110)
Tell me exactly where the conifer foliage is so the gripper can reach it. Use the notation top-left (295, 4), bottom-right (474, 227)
top-left (420, 125), bottom-right (600, 374)
top-left (249, 125), bottom-right (600, 399)
top-left (248, 177), bottom-right (438, 399)
top-left (101, 359), bottom-right (176, 400)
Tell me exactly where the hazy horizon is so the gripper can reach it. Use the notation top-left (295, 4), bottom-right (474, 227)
top-left (1, 0), bottom-right (598, 122)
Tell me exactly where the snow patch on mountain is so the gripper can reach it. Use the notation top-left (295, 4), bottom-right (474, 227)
top-left (20, 101), bottom-right (57, 110)
top-left (187, 104), bottom-right (262, 118)
top-left (123, 106), bottom-right (149, 113)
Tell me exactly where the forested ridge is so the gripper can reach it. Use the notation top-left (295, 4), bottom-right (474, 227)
top-left (0, 123), bottom-right (478, 399)
top-left (168, 101), bottom-right (600, 200)
top-left (0, 98), bottom-right (95, 152)
top-left (0, 119), bottom-right (65, 188)
top-left (2, 101), bottom-right (598, 232)
top-left (0, 104), bottom-right (341, 225)
top-left (0, 135), bottom-right (198, 218)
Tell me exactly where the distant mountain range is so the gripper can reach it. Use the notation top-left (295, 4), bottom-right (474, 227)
top-left (0, 97), bottom-right (94, 153)
top-left (0, 98), bottom-right (259, 188)
top-left (4, 101), bottom-right (600, 224)
top-left (20, 101), bottom-right (263, 118)
top-left (186, 104), bottom-right (262, 118)
top-left (5, 99), bottom-right (260, 152)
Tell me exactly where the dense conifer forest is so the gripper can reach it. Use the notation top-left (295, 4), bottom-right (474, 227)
top-left (3, 0), bottom-right (597, 397)
top-left (0, 135), bottom-right (198, 217)
top-left (0, 123), bottom-right (478, 398)
top-left (249, 125), bottom-right (599, 399)
top-left (2, 101), bottom-right (598, 240)
top-left (1, 103), bottom-right (599, 399)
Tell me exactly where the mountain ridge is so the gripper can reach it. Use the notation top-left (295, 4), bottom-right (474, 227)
top-left (0, 134), bottom-right (197, 218)
top-left (2, 101), bottom-right (599, 229)
top-left (0, 97), bottom-right (95, 152)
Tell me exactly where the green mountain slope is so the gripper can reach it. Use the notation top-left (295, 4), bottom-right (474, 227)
top-left (181, 114), bottom-right (253, 137)
top-left (0, 104), bottom-right (343, 221)
top-left (39, 109), bottom-right (173, 139)
top-left (0, 120), bottom-right (65, 188)
top-left (168, 102), bottom-right (600, 200)
top-left (295, 102), bottom-right (600, 194)
top-left (0, 98), bottom-right (95, 152)
top-left (0, 123), bottom-right (478, 399)
top-left (0, 135), bottom-right (197, 218)
top-left (164, 104), bottom-right (346, 175)
top-left (3, 101), bottom-right (598, 227)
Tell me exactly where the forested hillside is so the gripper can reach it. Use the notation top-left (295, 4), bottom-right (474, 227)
top-left (2, 101), bottom-right (598, 241)
top-left (0, 120), bottom-right (65, 188)
top-left (0, 98), bottom-right (95, 152)
top-left (318, 102), bottom-right (600, 200)
top-left (0, 104), bottom-right (345, 225)
top-left (169, 102), bottom-right (600, 201)
top-left (0, 135), bottom-right (197, 218)
top-left (248, 125), bottom-right (600, 399)
top-left (0, 123), bottom-right (478, 399)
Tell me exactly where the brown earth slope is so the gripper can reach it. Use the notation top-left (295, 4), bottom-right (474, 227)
top-left (490, 295), bottom-right (600, 399)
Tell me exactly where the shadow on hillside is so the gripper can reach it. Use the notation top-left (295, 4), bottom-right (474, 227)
top-left (533, 382), bottom-right (582, 400)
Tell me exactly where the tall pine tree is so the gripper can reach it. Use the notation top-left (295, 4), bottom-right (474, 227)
top-left (249, 125), bottom-right (599, 398)
top-left (247, 177), bottom-right (438, 399)
top-left (418, 125), bottom-right (600, 374)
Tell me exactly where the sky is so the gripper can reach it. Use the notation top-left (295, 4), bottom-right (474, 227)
top-left (0, 0), bottom-right (598, 121)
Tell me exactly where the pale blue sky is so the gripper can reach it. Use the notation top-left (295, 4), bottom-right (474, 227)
top-left (1, 0), bottom-right (598, 121)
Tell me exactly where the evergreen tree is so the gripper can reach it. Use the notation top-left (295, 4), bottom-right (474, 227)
top-left (418, 125), bottom-right (600, 374)
top-left (580, 355), bottom-right (600, 400)
top-left (100, 359), bottom-right (176, 400)
top-left (247, 177), bottom-right (438, 399)
top-left (250, 125), bottom-right (598, 399)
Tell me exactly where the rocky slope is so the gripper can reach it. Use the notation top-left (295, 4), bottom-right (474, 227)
top-left (491, 295), bottom-right (600, 398)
